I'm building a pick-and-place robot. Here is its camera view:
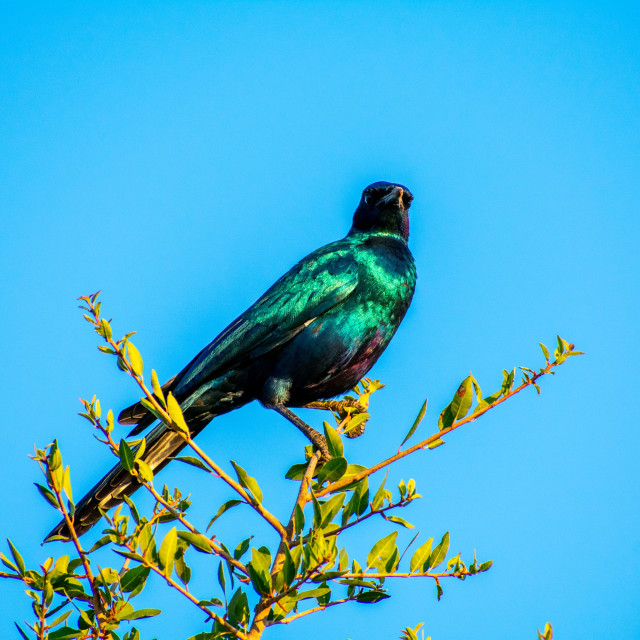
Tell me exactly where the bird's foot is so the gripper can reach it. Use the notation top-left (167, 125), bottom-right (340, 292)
top-left (272, 404), bottom-right (332, 462)
top-left (301, 399), bottom-right (367, 439)
top-left (344, 422), bottom-right (366, 439)
top-left (302, 399), bottom-right (364, 415)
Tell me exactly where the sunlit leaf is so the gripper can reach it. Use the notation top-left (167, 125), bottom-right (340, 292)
top-left (172, 456), bottom-right (210, 472)
top-left (119, 439), bottom-right (135, 472)
top-left (207, 499), bottom-right (242, 529)
top-left (126, 342), bottom-right (144, 377)
top-left (324, 421), bottom-right (343, 457)
top-left (385, 515), bottom-right (414, 529)
top-left (427, 531), bottom-right (450, 570)
top-left (366, 531), bottom-right (398, 570)
top-left (410, 537), bottom-right (433, 573)
top-left (355, 590), bottom-right (390, 603)
top-left (231, 460), bottom-right (263, 504)
top-left (34, 483), bottom-right (59, 508)
top-left (158, 527), bottom-right (177, 577)
top-left (166, 393), bottom-right (189, 433)
top-left (400, 399), bottom-right (427, 447)
top-left (315, 457), bottom-right (348, 485)
top-left (177, 530), bottom-right (214, 554)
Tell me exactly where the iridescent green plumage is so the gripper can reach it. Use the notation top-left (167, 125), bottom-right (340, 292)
top-left (47, 181), bottom-right (416, 539)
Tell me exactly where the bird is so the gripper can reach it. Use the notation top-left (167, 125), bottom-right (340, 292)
top-left (46, 181), bottom-right (416, 540)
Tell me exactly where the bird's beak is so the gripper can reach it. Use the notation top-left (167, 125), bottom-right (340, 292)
top-left (379, 186), bottom-right (405, 209)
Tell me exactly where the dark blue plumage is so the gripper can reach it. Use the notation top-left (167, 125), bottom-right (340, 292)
top-left (47, 181), bottom-right (416, 539)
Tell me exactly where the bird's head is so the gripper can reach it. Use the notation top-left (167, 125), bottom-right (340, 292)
top-left (349, 181), bottom-right (413, 241)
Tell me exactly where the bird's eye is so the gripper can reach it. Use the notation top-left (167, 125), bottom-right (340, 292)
top-left (363, 193), bottom-right (374, 205)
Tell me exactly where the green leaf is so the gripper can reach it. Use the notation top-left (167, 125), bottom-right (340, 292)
top-left (172, 456), bottom-right (210, 472)
top-left (291, 586), bottom-right (331, 601)
top-left (177, 530), bottom-right (214, 554)
top-left (7, 539), bottom-right (25, 575)
top-left (119, 609), bottom-right (161, 620)
top-left (248, 547), bottom-right (272, 595)
top-left (0, 553), bottom-right (18, 573)
top-left (166, 393), bottom-right (189, 433)
top-left (126, 342), bottom-right (144, 377)
top-left (539, 342), bottom-right (550, 361)
top-left (14, 624), bottom-right (31, 640)
top-left (353, 476), bottom-right (370, 516)
top-left (120, 565), bottom-right (150, 593)
top-left (294, 503), bottom-right (305, 535)
top-left (355, 590), bottom-right (390, 603)
top-left (501, 368), bottom-right (515, 395)
top-left (345, 412), bottom-right (370, 435)
top-left (315, 457), bottom-right (348, 485)
top-left (135, 459), bottom-right (153, 483)
top-left (119, 439), bottom-right (135, 472)
top-left (320, 493), bottom-right (346, 528)
top-left (285, 462), bottom-right (309, 480)
top-left (175, 553), bottom-right (191, 587)
top-left (99, 318), bottom-right (112, 339)
top-left (556, 334), bottom-right (566, 356)
top-left (158, 527), bottom-right (177, 577)
top-left (323, 422), bottom-right (344, 457)
top-left (282, 544), bottom-right (296, 587)
top-left (151, 369), bottom-right (165, 404)
top-left (34, 483), bottom-right (59, 508)
top-left (231, 460), bottom-right (263, 504)
top-left (427, 438), bottom-right (445, 449)
top-left (385, 545), bottom-right (400, 573)
top-left (227, 588), bottom-right (250, 626)
top-left (410, 537), bottom-right (433, 573)
top-left (99, 567), bottom-right (119, 584)
top-left (370, 471), bottom-right (389, 511)
top-left (97, 345), bottom-right (115, 354)
top-left (452, 381), bottom-right (470, 422)
top-left (471, 375), bottom-right (483, 405)
top-left (113, 550), bottom-right (145, 562)
top-left (234, 537), bottom-right (252, 560)
top-left (46, 611), bottom-right (72, 629)
top-left (385, 515), bottom-right (414, 529)
top-left (49, 440), bottom-right (62, 472)
top-left (207, 499), bottom-right (242, 529)
top-left (479, 560), bottom-right (493, 572)
top-left (217, 560), bottom-right (226, 594)
top-left (400, 399), bottom-right (427, 447)
top-left (133, 437), bottom-right (146, 461)
top-left (310, 492), bottom-right (322, 529)
top-left (366, 531), bottom-right (398, 570)
top-left (48, 627), bottom-right (81, 640)
top-left (139, 397), bottom-right (165, 421)
top-left (427, 531), bottom-right (450, 570)
top-left (62, 465), bottom-right (73, 501)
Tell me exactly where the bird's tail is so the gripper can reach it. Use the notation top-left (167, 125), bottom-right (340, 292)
top-left (44, 415), bottom-right (212, 541)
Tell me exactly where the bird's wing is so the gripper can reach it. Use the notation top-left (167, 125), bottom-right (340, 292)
top-left (119, 241), bottom-right (359, 429)
top-left (173, 243), bottom-right (359, 397)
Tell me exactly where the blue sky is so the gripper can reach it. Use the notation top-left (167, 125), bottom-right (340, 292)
top-left (1, 2), bottom-right (639, 638)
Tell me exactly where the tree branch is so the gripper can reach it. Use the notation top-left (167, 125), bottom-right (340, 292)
top-left (315, 361), bottom-right (563, 499)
